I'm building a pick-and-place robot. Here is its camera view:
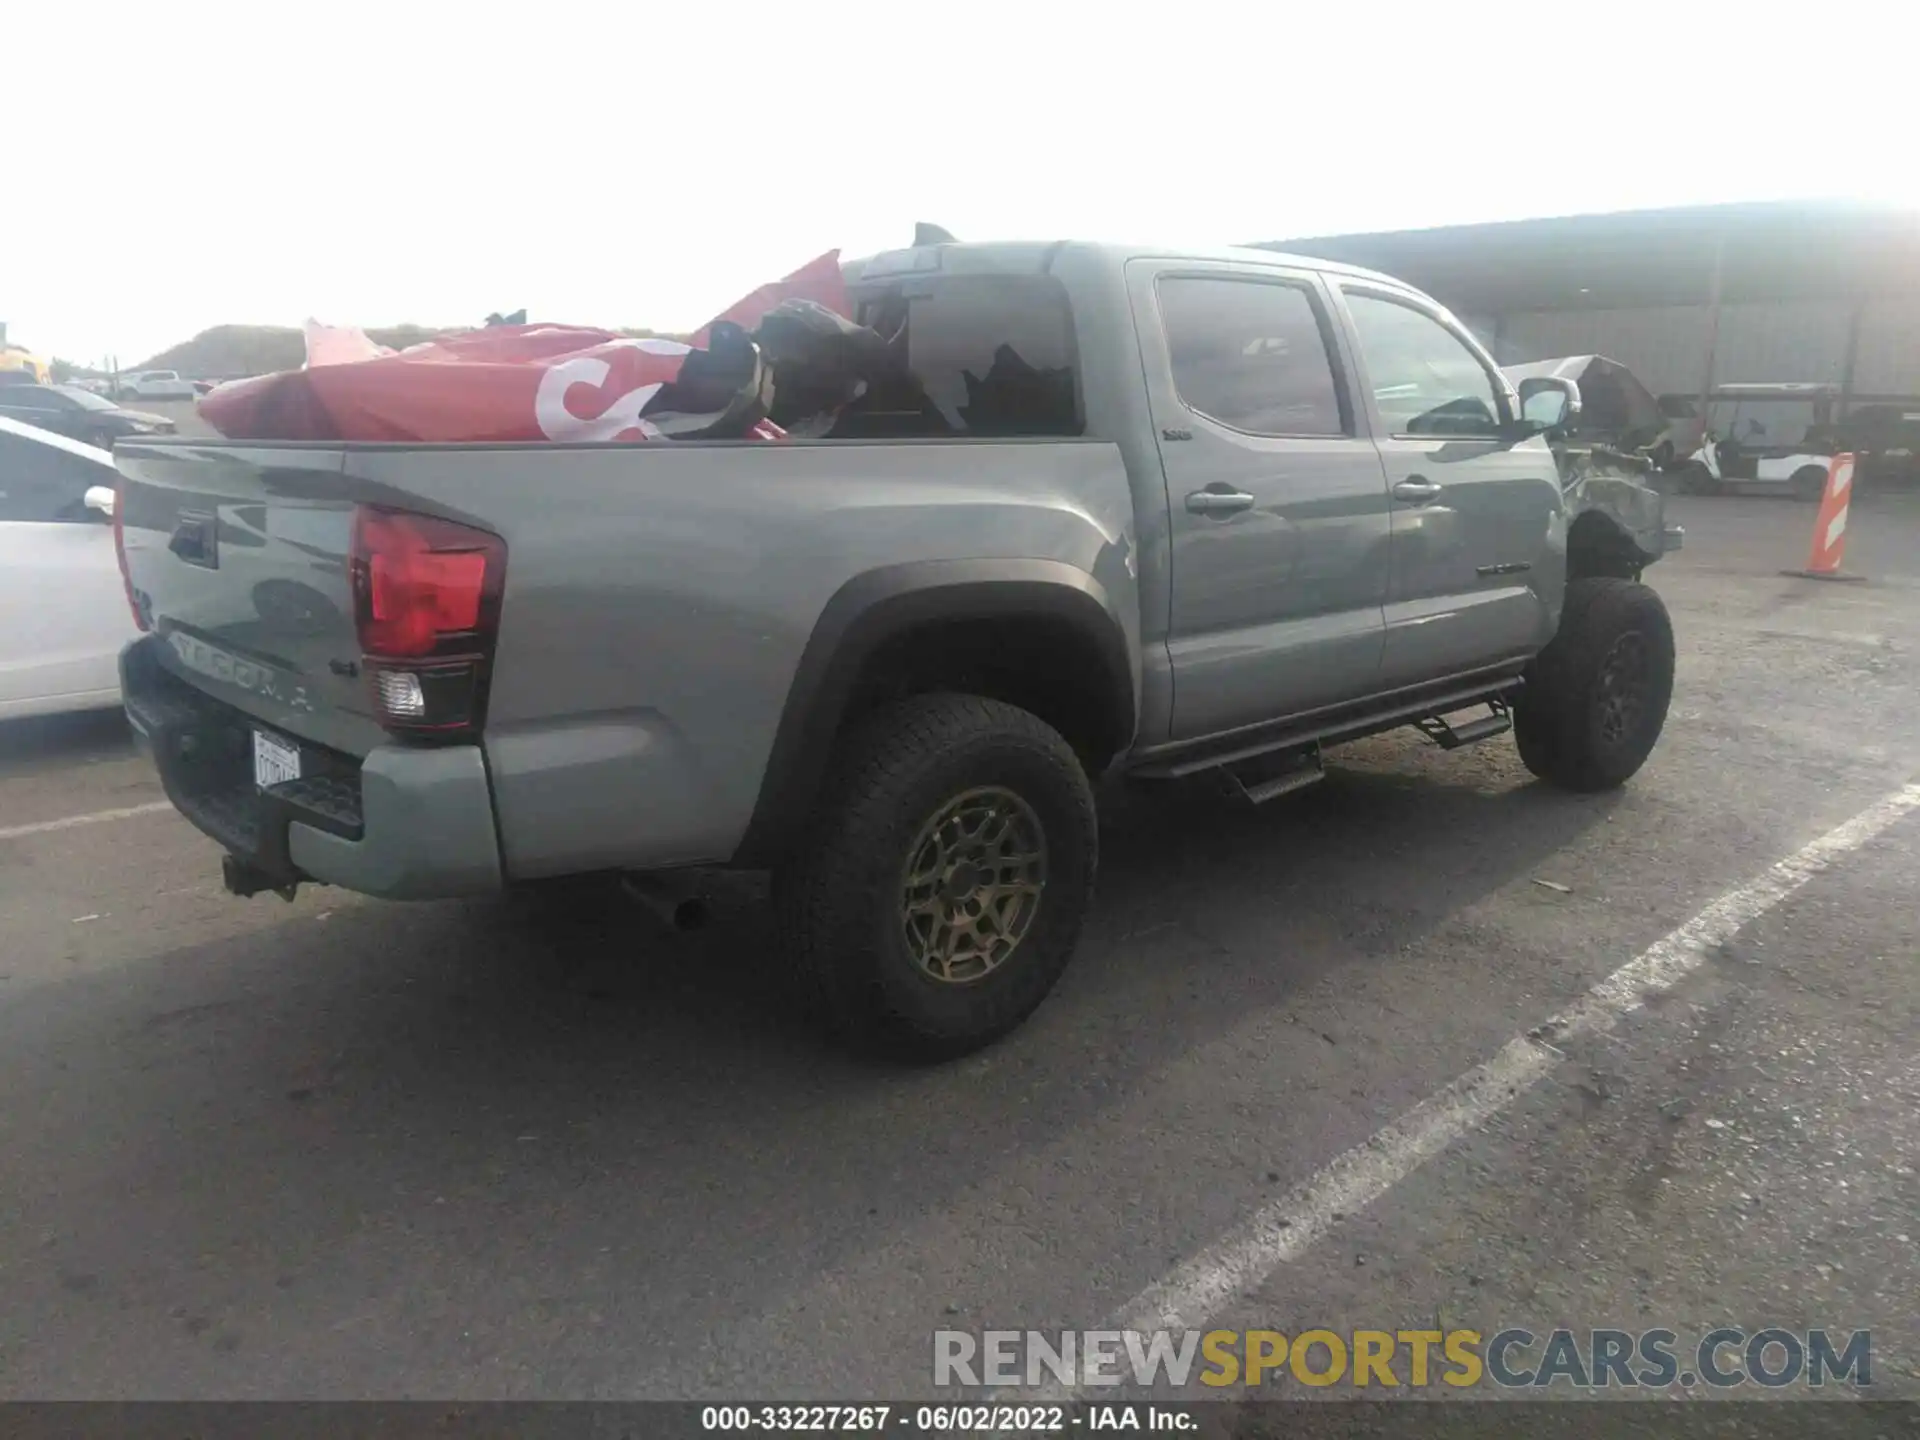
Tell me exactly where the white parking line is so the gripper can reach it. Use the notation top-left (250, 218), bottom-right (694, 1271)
top-left (1073, 780), bottom-right (1920, 1383)
top-left (0, 801), bottom-right (174, 843)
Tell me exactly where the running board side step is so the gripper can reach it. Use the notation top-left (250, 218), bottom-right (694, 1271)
top-left (1130, 672), bottom-right (1527, 782)
top-left (1220, 747), bottom-right (1325, 805)
top-left (1416, 700), bottom-right (1512, 750)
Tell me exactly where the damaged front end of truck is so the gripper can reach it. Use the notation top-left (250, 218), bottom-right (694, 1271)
top-left (1507, 353), bottom-right (1685, 571)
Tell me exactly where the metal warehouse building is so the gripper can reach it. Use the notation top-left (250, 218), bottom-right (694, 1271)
top-left (1263, 201), bottom-right (1920, 406)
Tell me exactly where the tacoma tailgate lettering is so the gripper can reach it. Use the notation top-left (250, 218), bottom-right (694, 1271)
top-left (167, 631), bottom-right (315, 713)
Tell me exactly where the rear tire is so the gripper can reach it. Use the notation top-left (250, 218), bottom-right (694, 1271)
top-left (1515, 578), bottom-right (1675, 793)
top-left (776, 694), bottom-right (1097, 1062)
top-left (1791, 465), bottom-right (1829, 503)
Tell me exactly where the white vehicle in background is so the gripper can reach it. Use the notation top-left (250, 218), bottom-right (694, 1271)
top-left (0, 416), bottom-right (138, 720)
top-left (115, 370), bottom-right (197, 401)
top-left (1686, 432), bottom-right (1836, 500)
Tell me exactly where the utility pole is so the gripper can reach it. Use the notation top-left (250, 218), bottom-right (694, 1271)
top-left (1694, 230), bottom-right (1725, 437)
top-left (1837, 298), bottom-right (1863, 419)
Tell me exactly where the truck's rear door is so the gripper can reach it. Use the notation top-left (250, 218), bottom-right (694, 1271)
top-left (1130, 258), bottom-right (1393, 740)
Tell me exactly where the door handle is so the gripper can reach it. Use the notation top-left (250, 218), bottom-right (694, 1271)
top-left (1392, 477), bottom-right (1443, 504)
top-left (1185, 488), bottom-right (1256, 516)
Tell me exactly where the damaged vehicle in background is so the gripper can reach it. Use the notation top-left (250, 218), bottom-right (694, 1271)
top-left (1504, 355), bottom-right (1678, 572)
top-left (115, 235), bottom-right (1683, 1060)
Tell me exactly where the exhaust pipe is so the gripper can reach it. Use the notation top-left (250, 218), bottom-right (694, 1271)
top-left (620, 873), bottom-right (711, 932)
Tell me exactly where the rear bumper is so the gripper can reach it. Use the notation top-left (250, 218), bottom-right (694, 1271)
top-left (122, 637), bottom-right (502, 900)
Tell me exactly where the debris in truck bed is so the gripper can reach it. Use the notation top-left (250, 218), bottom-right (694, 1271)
top-left (754, 299), bottom-right (897, 437)
top-left (197, 251), bottom-right (851, 445)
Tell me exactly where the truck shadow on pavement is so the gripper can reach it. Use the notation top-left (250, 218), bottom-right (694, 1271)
top-left (0, 709), bottom-right (136, 779)
top-left (0, 733), bottom-right (1634, 1392)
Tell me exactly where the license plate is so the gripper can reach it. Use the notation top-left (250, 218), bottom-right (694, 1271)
top-left (252, 730), bottom-right (302, 790)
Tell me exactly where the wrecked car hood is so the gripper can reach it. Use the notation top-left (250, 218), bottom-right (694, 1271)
top-left (1504, 354), bottom-right (1668, 454)
top-left (1505, 355), bottom-right (1680, 563)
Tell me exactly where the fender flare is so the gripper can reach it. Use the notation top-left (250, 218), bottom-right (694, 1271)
top-left (1566, 503), bottom-right (1659, 572)
top-left (732, 558), bottom-right (1135, 866)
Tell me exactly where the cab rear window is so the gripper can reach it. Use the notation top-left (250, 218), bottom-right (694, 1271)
top-left (835, 276), bottom-right (1081, 439)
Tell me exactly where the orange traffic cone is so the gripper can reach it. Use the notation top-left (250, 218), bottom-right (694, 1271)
top-left (1785, 453), bottom-right (1867, 583)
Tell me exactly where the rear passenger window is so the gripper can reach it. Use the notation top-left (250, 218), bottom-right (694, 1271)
top-left (1158, 276), bottom-right (1347, 437)
top-left (840, 276), bottom-right (1081, 438)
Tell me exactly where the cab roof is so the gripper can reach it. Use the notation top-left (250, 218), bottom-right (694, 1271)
top-left (846, 238), bottom-right (1417, 293)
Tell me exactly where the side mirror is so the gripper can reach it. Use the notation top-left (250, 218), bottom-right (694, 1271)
top-left (84, 485), bottom-right (117, 519)
top-left (1517, 376), bottom-right (1582, 435)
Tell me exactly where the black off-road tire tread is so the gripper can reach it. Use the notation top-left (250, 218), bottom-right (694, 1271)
top-left (1515, 577), bottom-right (1675, 793)
top-left (776, 693), bottom-right (1097, 1062)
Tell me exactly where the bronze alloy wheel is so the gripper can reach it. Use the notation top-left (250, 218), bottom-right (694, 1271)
top-left (778, 694), bottom-right (1099, 1057)
top-left (900, 786), bottom-right (1048, 984)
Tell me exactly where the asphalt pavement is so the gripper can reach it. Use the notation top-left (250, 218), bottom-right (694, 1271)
top-left (0, 494), bottom-right (1915, 1408)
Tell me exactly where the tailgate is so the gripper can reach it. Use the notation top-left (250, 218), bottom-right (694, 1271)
top-left (116, 441), bottom-right (384, 756)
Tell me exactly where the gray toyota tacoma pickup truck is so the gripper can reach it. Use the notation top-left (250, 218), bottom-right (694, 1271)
top-left (115, 239), bottom-right (1679, 1059)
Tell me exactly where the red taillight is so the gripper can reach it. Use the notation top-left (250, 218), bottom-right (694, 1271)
top-left (354, 509), bottom-right (500, 657)
top-left (112, 482), bottom-right (150, 632)
top-left (351, 507), bottom-right (506, 735)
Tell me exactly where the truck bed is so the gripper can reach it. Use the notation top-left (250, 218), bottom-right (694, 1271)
top-left (115, 436), bottom-right (1139, 887)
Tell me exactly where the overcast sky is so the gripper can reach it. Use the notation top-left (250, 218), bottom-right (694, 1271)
top-left (7, 0), bottom-right (1913, 367)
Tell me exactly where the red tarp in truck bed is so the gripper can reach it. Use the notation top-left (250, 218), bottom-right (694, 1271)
top-left (198, 251), bottom-right (848, 444)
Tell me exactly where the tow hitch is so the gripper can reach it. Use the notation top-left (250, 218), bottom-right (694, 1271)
top-left (222, 854), bottom-right (300, 902)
